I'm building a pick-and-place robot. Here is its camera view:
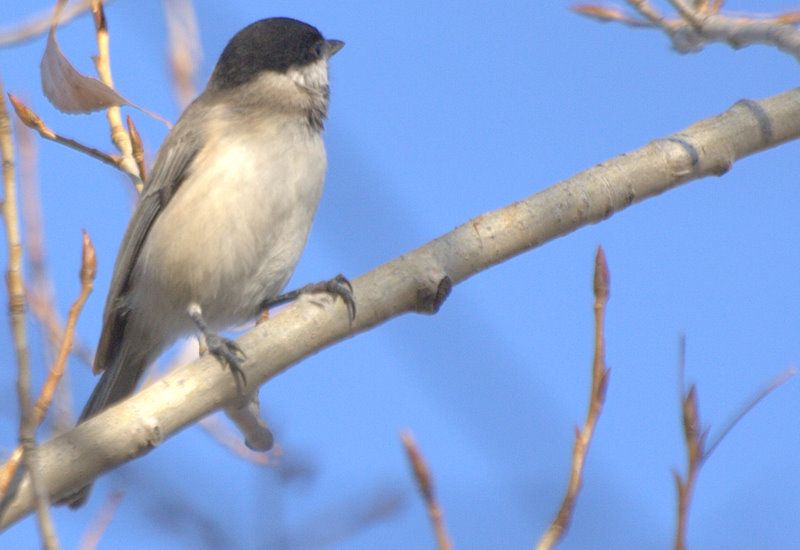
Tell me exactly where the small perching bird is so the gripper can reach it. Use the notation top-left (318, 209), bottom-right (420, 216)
top-left (64, 17), bottom-right (352, 507)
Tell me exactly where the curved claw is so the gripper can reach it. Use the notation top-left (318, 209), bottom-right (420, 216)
top-left (261, 274), bottom-right (356, 323)
top-left (327, 274), bottom-right (356, 322)
top-left (206, 334), bottom-right (247, 388)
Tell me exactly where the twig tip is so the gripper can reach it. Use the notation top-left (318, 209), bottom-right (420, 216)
top-left (80, 229), bottom-right (97, 283)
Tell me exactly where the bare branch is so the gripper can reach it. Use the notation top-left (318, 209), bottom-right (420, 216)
top-left (571, 4), bottom-right (652, 27)
top-left (0, 232), bottom-right (95, 512)
top-left (34, 232), bottom-right (96, 424)
top-left (222, 395), bottom-right (274, 452)
top-left (401, 431), bottom-right (452, 550)
top-left (674, 341), bottom-right (702, 550)
top-left (16, 119), bottom-right (92, 371)
top-left (0, 0), bottom-right (101, 48)
top-left (90, 0), bottom-right (142, 192)
top-left (125, 115), bottom-right (146, 182)
top-left (8, 93), bottom-right (130, 174)
top-left (573, 1), bottom-right (800, 59)
top-left (537, 247), bottom-right (610, 550)
top-left (0, 77), bottom-right (60, 550)
top-left (164, 0), bottom-right (201, 109)
top-left (1, 87), bottom-right (799, 530)
top-left (674, 340), bottom-right (795, 550)
top-left (704, 367), bottom-right (796, 458)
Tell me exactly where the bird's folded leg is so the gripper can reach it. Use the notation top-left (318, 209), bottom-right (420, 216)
top-left (188, 303), bottom-right (247, 389)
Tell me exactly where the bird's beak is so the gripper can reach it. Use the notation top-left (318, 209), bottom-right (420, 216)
top-left (325, 39), bottom-right (345, 58)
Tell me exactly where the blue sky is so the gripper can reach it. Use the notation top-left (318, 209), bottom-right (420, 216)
top-left (1, 1), bottom-right (799, 548)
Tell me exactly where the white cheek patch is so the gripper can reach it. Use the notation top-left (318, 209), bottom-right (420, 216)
top-left (287, 59), bottom-right (328, 91)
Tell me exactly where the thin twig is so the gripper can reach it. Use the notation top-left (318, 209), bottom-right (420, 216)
top-left (27, 289), bottom-right (95, 368)
top-left (0, 448), bottom-right (23, 500)
top-left (0, 233), bottom-right (96, 503)
top-left (704, 367), bottom-right (797, 458)
top-left (570, 5), bottom-right (652, 27)
top-left (125, 115), bottom-right (146, 182)
top-left (401, 431), bottom-right (452, 550)
top-left (90, 0), bottom-right (142, 192)
top-left (573, 1), bottom-right (800, 60)
top-left (8, 94), bottom-right (126, 172)
top-left (673, 338), bottom-right (795, 550)
top-left (164, 0), bottom-right (201, 109)
top-left (673, 340), bottom-right (704, 550)
top-left (0, 0), bottom-right (102, 47)
top-left (17, 120), bottom-right (94, 371)
top-left (537, 247), bottom-right (611, 550)
top-left (0, 77), bottom-right (60, 550)
top-left (77, 489), bottom-right (123, 550)
top-left (34, 232), bottom-right (96, 424)
top-left (16, 118), bottom-right (60, 358)
top-left (627, 0), bottom-right (674, 29)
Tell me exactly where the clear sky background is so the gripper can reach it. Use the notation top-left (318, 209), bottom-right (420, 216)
top-left (1, 1), bottom-right (799, 548)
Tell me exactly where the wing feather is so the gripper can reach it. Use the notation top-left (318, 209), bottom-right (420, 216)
top-left (93, 110), bottom-right (204, 372)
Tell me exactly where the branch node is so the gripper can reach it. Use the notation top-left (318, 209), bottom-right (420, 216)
top-left (139, 416), bottom-right (164, 450)
top-left (415, 274), bottom-right (452, 314)
top-left (734, 99), bottom-right (774, 144)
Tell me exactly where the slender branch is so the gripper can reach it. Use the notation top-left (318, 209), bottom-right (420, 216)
top-left (669, 0), bottom-right (705, 27)
top-left (401, 431), bottom-right (452, 550)
top-left (0, 233), bottom-right (96, 502)
top-left (7, 94), bottom-right (126, 172)
top-left (15, 119), bottom-right (92, 370)
top-left (573, 1), bottom-right (800, 60)
top-left (537, 247), bottom-right (610, 550)
top-left (125, 115), bottom-right (146, 182)
top-left (673, 338), bottom-right (703, 550)
top-left (0, 0), bottom-right (102, 47)
top-left (164, 0), bottom-right (201, 109)
top-left (0, 79), bottom-right (60, 549)
top-left (570, 5), bottom-right (652, 27)
top-left (704, 367), bottom-right (796, 458)
top-left (34, 232), bottom-right (96, 424)
top-left (1, 87), bottom-right (800, 530)
top-left (628, 0), bottom-right (675, 29)
top-left (27, 288), bottom-right (95, 369)
top-left (90, 0), bottom-right (142, 192)
top-left (673, 339), bottom-right (795, 550)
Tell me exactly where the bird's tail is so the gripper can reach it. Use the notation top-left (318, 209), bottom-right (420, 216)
top-left (77, 349), bottom-right (150, 423)
top-left (60, 330), bottom-right (162, 508)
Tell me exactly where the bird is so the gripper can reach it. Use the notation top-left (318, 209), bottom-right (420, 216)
top-left (63, 17), bottom-right (352, 507)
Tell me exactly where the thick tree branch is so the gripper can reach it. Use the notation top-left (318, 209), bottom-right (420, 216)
top-left (1, 87), bottom-right (799, 530)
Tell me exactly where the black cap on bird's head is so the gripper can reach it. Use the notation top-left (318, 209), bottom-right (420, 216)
top-left (210, 17), bottom-right (344, 90)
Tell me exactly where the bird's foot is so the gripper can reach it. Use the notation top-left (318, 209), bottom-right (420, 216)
top-left (188, 303), bottom-right (247, 389)
top-left (263, 273), bottom-right (356, 322)
top-left (205, 332), bottom-right (247, 388)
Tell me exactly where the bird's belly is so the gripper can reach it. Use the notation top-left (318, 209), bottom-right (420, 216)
top-left (134, 132), bottom-right (326, 331)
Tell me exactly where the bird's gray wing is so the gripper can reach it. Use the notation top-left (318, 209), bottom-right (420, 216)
top-left (94, 117), bottom-right (203, 372)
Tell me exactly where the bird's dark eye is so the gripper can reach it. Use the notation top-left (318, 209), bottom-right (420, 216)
top-left (312, 42), bottom-right (325, 57)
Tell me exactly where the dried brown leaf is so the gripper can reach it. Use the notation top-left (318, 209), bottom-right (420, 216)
top-left (40, 29), bottom-right (127, 113)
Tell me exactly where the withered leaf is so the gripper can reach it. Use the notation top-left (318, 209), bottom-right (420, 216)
top-left (40, 29), bottom-right (128, 113)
